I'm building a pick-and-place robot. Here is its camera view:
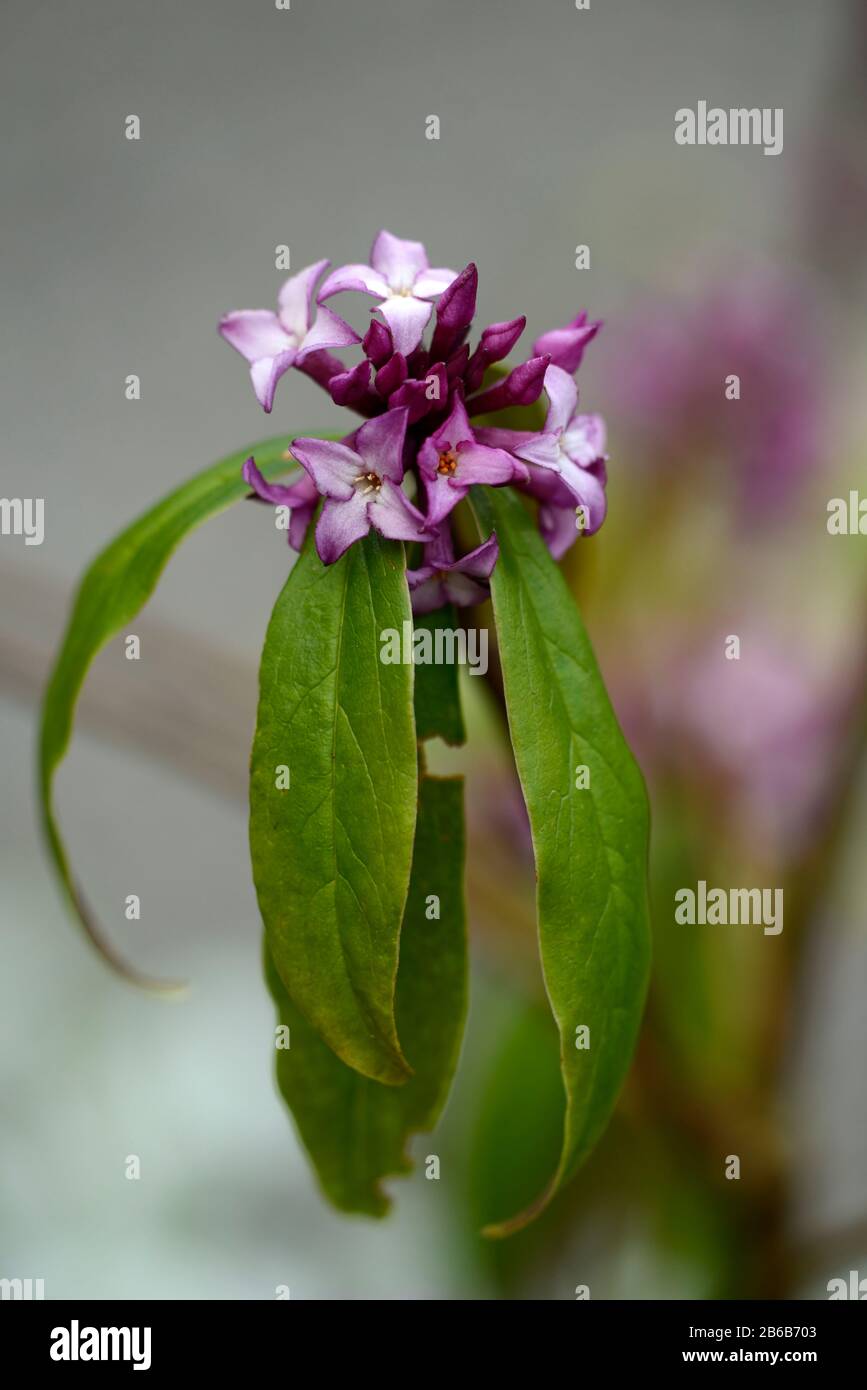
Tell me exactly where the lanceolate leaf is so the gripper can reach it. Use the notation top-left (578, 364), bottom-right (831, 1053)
top-left (471, 485), bottom-right (651, 1236)
top-left (39, 436), bottom-right (303, 991)
top-left (265, 773), bottom-right (467, 1214)
top-left (250, 529), bottom-right (418, 1085)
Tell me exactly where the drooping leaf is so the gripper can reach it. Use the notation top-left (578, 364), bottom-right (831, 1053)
top-left (38, 435), bottom-right (304, 990)
top-left (412, 606), bottom-right (466, 745)
top-left (265, 773), bottom-right (467, 1213)
top-left (250, 529), bottom-right (418, 1084)
top-left (469, 1002), bottom-right (565, 1283)
top-left (471, 485), bottom-right (651, 1235)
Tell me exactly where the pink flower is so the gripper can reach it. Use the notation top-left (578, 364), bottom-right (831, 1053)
top-left (317, 231), bottom-right (457, 356)
top-left (407, 523), bottom-right (499, 615)
top-left (292, 408), bottom-right (434, 565)
top-left (219, 261), bottom-right (359, 412)
top-left (417, 390), bottom-right (522, 526)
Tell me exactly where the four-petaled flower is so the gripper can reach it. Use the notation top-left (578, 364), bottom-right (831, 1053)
top-left (417, 390), bottom-right (523, 526)
top-left (292, 408), bottom-right (434, 565)
top-left (220, 260), bottom-right (359, 413)
top-left (318, 230), bottom-right (457, 356)
top-left (407, 523), bottom-right (499, 615)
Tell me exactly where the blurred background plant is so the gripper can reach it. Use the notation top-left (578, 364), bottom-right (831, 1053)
top-left (442, 129), bottom-right (867, 1296)
top-left (3, 0), bottom-right (867, 1299)
top-left (443, 250), bottom-right (867, 1296)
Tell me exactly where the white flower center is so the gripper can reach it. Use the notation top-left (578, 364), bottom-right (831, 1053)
top-left (355, 470), bottom-right (382, 496)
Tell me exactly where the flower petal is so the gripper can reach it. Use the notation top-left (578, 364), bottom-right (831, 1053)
top-left (315, 492), bottom-right (371, 564)
top-left (423, 471), bottom-right (467, 526)
top-left (407, 562), bottom-right (438, 588)
top-left (243, 459), bottom-right (319, 552)
top-left (288, 500), bottom-right (315, 552)
top-left (562, 413), bottom-right (607, 466)
top-left (219, 310), bottom-right (293, 364)
top-left (407, 573), bottom-right (447, 615)
top-left (417, 392), bottom-right (474, 479)
top-left (277, 259), bottom-right (329, 339)
top-left (543, 364), bottom-right (579, 435)
top-left (317, 263), bottom-right (390, 301)
top-left (556, 459), bottom-right (609, 534)
top-left (297, 304), bottom-right (361, 360)
top-left (379, 295), bottom-right (434, 356)
top-left (413, 267), bottom-right (460, 299)
top-left (242, 455), bottom-right (313, 505)
top-left (538, 502), bottom-right (582, 560)
top-left (449, 530), bottom-right (499, 580)
top-left (446, 386), bottom-right (475, 437)
top-left (424, 521), bottom-right (457, 568)
top-left (473, 425), bottom-right (536, 452)
top-left (513, 429), bottom-right (563, 471)
top-left (250, 349), bottom-right (298, 413)
top-left (355, 407), bottom-right (409, 483)
top-left (519, 464), bottom-right (576, 505)
top-left (369, 479), bottom-right (432, 541)
top-left (533, 314), bottom-right (602, 374)
top-left (453, 441), bottom-right (515, 485)
top-left (291, 437), bottom-right (361, 500)
top-left (370, 230), bottom-right (429, 291)
top-left (442, 571), bottom-right (491, 609)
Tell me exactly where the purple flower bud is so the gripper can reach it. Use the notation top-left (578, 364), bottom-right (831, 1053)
top-left (446, 344), bottom-right (470, 382)
top-left (467, 354), bottom-right (551, 416)
top-left (429, 263), bottom-right (478, 361)
top-left (532, 313), bottom-right (602, 374)
top-left (363, 318), bottom-right (393, 368)
top-left (375, 352), bottom-right (408, 397)
top-left (465, 315), bottom-right (527, 393)
top-left (405, 346), bottom-right (430, 378)
top-left (389, 363), bottom-right (448, 423)
top-left (329, 358), bottom-right (373, 408)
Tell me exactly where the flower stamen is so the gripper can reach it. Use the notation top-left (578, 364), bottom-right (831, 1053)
top-left (437, 448), bottom-right (458, 476)
top-left (356, 470), bottom-right (383, 496)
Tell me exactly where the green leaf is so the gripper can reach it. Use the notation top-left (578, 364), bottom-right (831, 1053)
top-left (265, 773), bottom-right (467, 1214)
top-left (412, 606), bottom-right (466, 745)
top-left (250, 529), bottom-right (419, 1084)
top-left (471, 485), bottom-right (651, 1236)
top-left (469, 1002), bottom-right (565, 1276)
top-left (38, 435), bottom-right (302, 991)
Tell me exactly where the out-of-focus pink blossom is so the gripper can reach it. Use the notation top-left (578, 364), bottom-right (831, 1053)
top-left (615, 272), bottom-right (826, 520)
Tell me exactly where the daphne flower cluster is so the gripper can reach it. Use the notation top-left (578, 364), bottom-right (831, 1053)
top-left (220, 230), bottom-right (608, 608)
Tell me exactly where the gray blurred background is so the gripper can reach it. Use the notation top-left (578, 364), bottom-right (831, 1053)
top-left (2, 0), bottom-right (865, 1299)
